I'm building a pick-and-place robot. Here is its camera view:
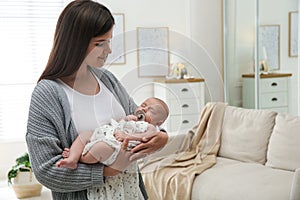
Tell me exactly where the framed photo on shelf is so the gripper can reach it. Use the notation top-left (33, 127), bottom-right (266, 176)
top-left (259, 25), bottom-right (280, 70)
top-left (137, 27), bottom-right (169, 77)
top-left (289, 11), bottom-right (298, 57)
top-left (106, 13), bottom-right (126, 64)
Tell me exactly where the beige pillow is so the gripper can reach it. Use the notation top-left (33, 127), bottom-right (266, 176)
top-left (266, 114), bottom-right (300, 171)
top-left (218, 106), bottom-right (277, 164)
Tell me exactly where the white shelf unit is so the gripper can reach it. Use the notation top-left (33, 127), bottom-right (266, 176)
top-left (242, 73), bottom-right (292, 113)
top-left (154, 78), bottom-right (205, 132)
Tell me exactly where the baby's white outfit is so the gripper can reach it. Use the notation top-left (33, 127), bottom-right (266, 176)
top-left (84, 119), bottom-right (148, 200)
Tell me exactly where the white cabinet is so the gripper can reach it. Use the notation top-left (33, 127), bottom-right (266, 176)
top-left (154, 78), bottom-right (205, 132)
top-left (242, 73), bottom-right (292, 113)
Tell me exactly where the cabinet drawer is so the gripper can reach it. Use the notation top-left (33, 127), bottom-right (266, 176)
top-left (259, 92), bottom-right (288, 108)
top-left (154, 82), bottom-right (203, 99)
top-left (168, 114), bottom-right (200, 132)
top-left (168, 98), bottom-right (203, 115)
top-left (260, 78), bottom-right (288, 93)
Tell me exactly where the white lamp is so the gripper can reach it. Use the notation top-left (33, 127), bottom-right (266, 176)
top-left (259, 46), bottom-right (269, 72)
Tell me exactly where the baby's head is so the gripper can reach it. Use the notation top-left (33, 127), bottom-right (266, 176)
top-left (134, 97), bottom-right (169, 126)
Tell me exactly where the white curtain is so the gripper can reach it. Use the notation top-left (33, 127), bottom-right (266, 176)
top-left (0, 1), bottom-right (64, 140)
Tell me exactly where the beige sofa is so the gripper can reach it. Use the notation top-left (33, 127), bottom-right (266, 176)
top-left (144, 105), bottom-right (300, 200)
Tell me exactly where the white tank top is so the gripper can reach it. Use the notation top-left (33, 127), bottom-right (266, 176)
top-left (58, 77), bottom-right (126, 133)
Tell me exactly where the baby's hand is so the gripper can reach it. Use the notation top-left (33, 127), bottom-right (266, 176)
top-left (62, 148), bottom-right (70, 158)
top-left (114, 130), bottom-right (128, 142)
top-left (124, 115), bottom-right (137, 121)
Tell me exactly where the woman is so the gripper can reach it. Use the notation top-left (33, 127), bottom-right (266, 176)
top-left (25, 1), bottom-right (168, 199)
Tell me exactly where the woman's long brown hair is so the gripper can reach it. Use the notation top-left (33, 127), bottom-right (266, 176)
top-left (38, 0), bottom-right (114, 82)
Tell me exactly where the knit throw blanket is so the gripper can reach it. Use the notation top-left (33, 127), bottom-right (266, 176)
top-left (140, 102), bottom-right (226, 200)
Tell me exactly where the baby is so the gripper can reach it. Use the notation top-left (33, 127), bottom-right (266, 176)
top-left (56, 97), bottom-right (169, 169)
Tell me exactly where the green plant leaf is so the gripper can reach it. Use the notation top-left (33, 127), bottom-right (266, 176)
top-left (16, 153), bottom-right (30, 165)
top-left (7, 152), bottom-right (31, 184)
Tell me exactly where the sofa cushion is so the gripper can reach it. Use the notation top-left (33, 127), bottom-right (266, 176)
top-left (192, 157), bottom-right (294, 200)
top-left (218, 106), bottom-right (277, 164)
top-left (266, 113), bottom-right (300, 171)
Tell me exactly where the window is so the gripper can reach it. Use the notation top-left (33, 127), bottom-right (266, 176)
top-left (0, 1), bottom-right (65, 140)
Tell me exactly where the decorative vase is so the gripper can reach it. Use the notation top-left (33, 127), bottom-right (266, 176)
top-left (12, 171), bottom-right (43, 199)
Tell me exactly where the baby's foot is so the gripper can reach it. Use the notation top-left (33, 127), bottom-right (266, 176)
top-left (56, 158), bottom-right (78, 169)
top-left (62, 148), bottom-right (70, 158)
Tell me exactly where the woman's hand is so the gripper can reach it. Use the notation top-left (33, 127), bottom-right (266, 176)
top-left (129, 131), bottom-right (168, 161)
top-left (103, 138), bottom-right (134, 176)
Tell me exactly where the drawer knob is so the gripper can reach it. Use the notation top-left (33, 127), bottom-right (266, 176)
top-left (271, 82), bottom-right (278, 87)
top-left (182, 120), bottom-right (189, 124)
top-left (181, 88), bottom-right (189, 92)
top-left (271, 97), bottom-right (278, 102)
top-left (182, 104), bottom-right (189, 108)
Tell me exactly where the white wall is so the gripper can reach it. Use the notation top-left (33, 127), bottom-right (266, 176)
top-left (99, 0), bottom-right (190, 104)
top-left (299, 0), bottom-right (300, 115)
top-left (98, 0), bottom-right (223, 104)
top-left (190, 0), bottom-right (224, 102)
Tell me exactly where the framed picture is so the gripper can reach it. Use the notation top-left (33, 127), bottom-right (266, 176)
top-left (259, 25), bottom-right (280, 70)
top-left (107, 13), bottom-right (126, 64)
top-left (289, 11), bottom-right (298, 57)
top-left (137, 27), bottom-right (169, 77)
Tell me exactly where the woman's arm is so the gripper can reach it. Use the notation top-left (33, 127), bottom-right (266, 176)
top-left (26, 81), bottom-right (104, 193)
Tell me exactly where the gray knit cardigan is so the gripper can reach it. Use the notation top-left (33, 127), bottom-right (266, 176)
top-left (26, 67), bottom-right (147, 199)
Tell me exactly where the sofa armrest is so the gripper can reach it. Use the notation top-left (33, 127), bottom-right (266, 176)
top-left (290, 168), bottom-right (300, 200)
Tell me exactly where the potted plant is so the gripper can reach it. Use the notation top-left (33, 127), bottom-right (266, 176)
top-left (7, 153), bottom-right (43, 199)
